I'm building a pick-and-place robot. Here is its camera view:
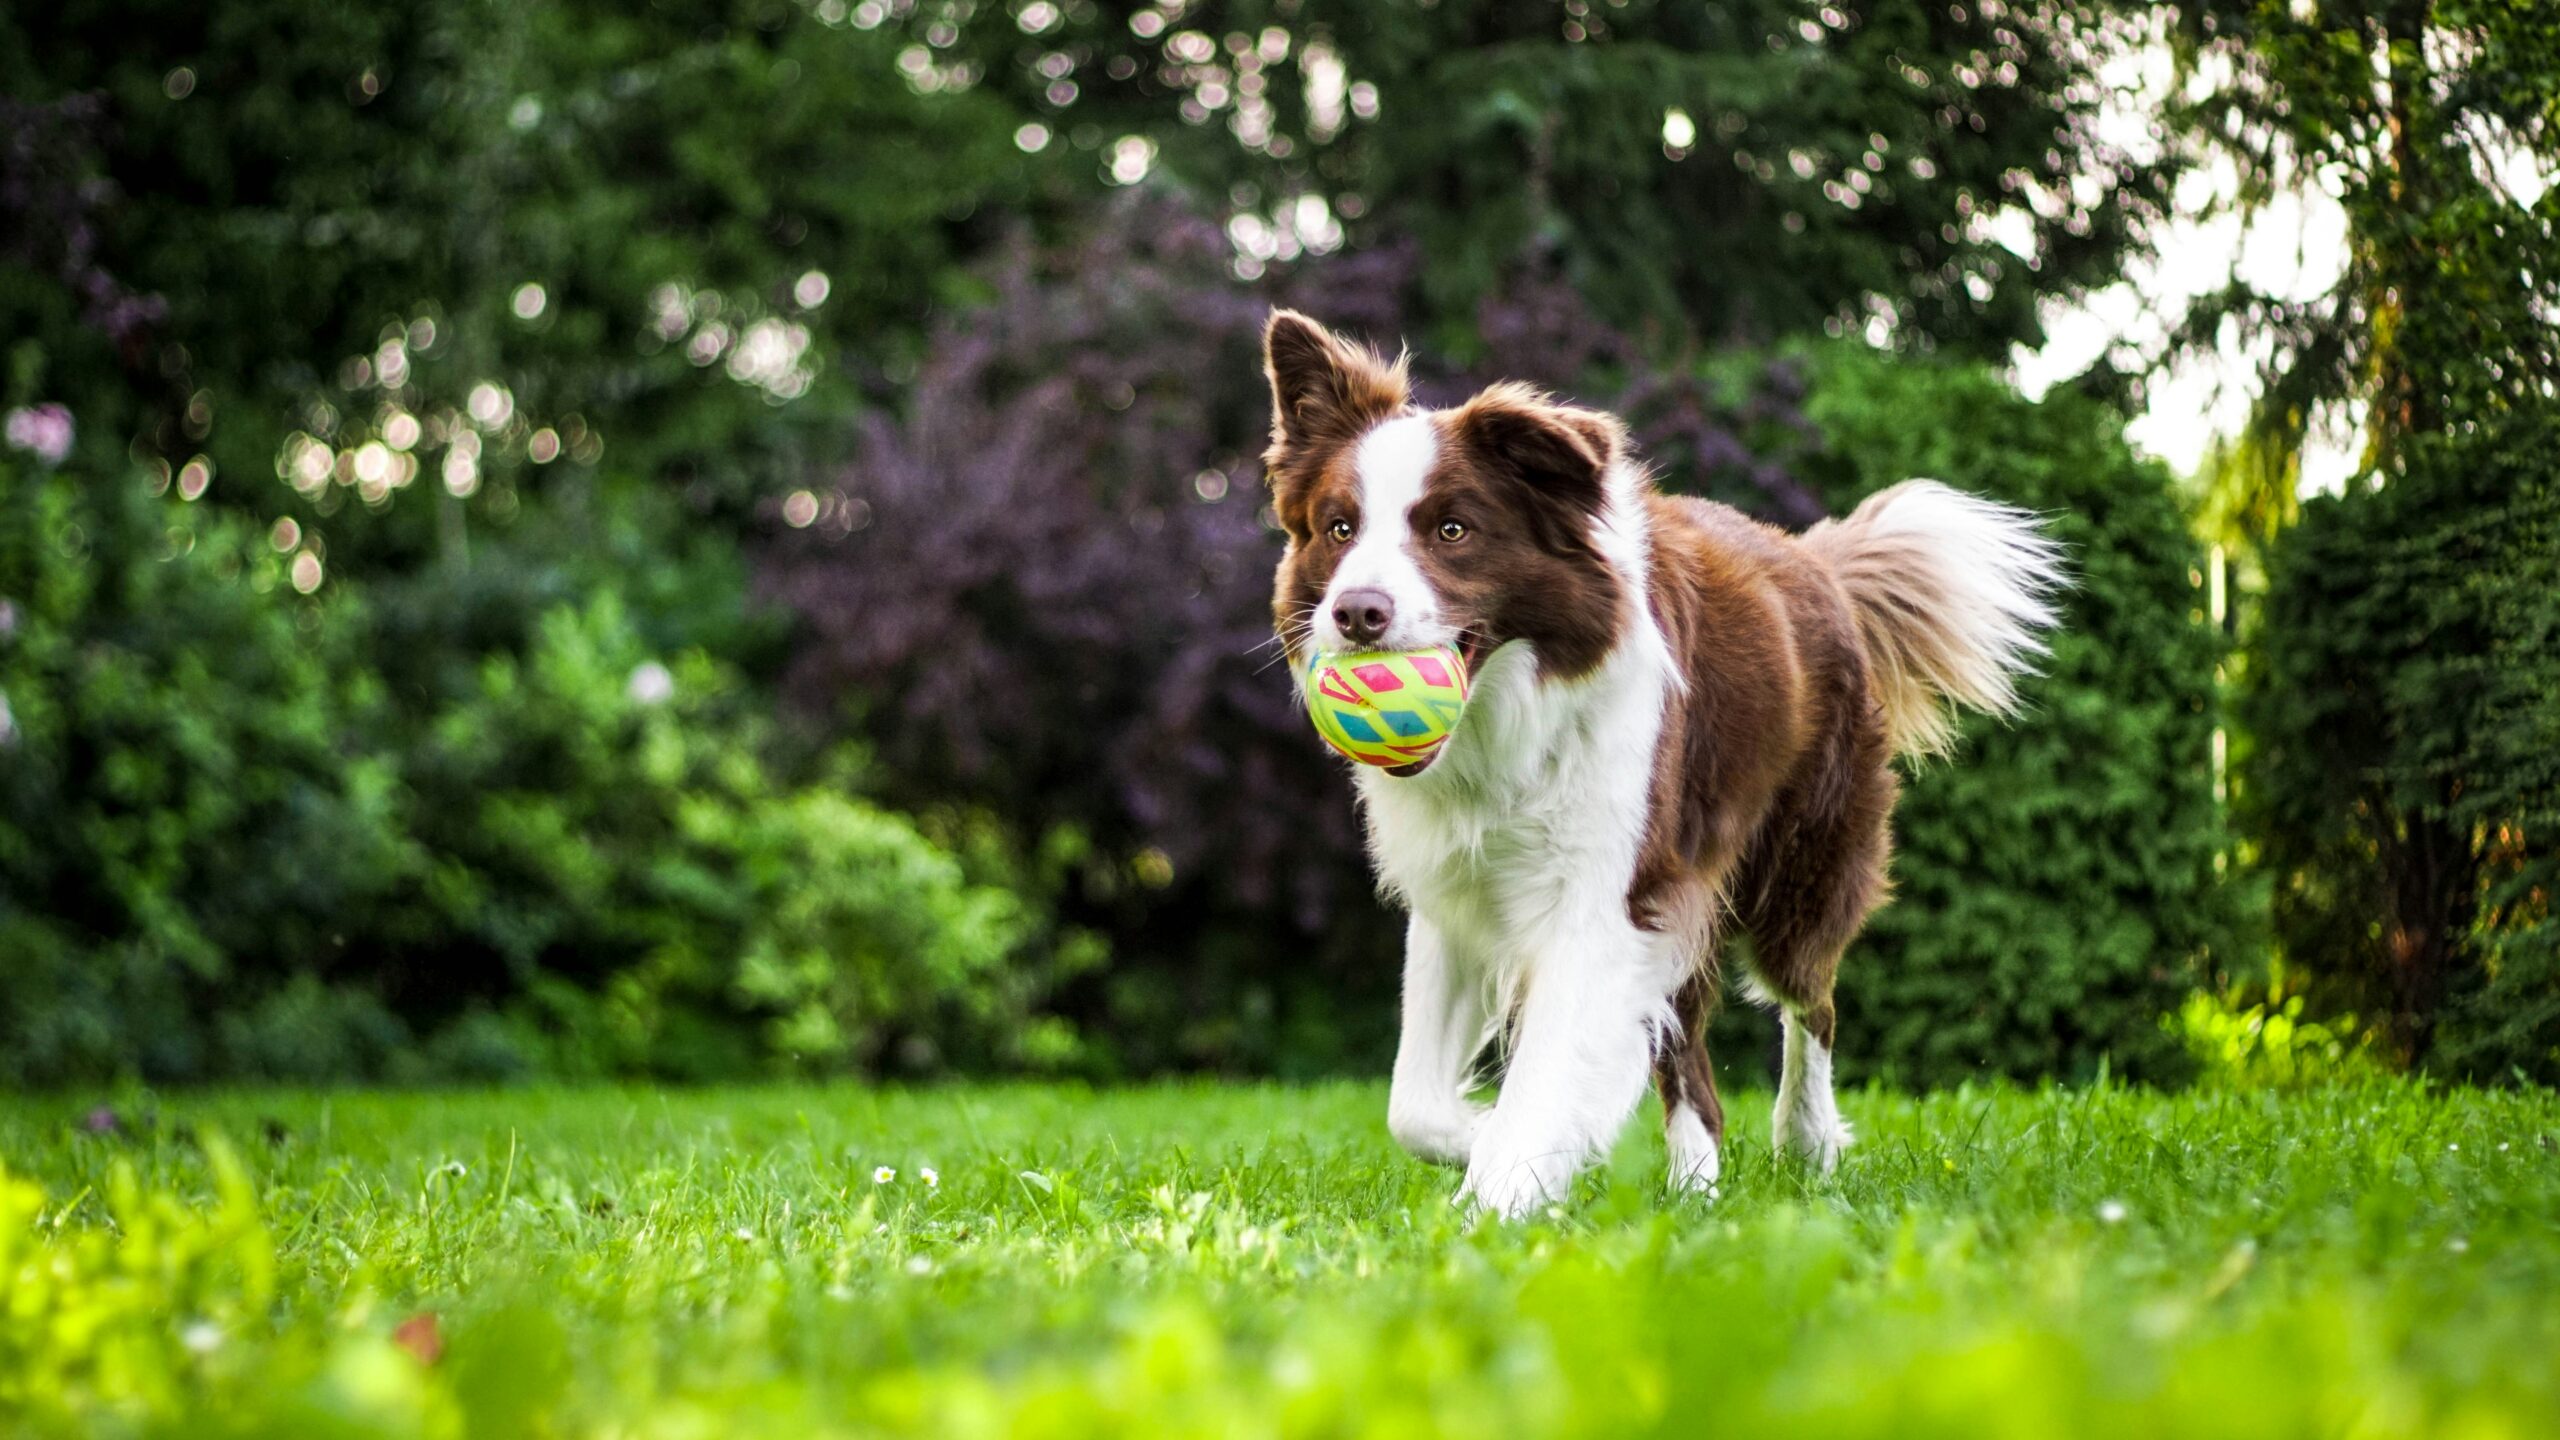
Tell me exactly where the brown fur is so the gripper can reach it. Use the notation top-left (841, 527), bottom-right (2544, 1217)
top-left (1264, 315), bottom-right (1627, 683)
top-left (1630, 496), bottom-right (1895, 1151)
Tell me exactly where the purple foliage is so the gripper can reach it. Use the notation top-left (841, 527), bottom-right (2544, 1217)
top-left (0, 95), bottom-right (167, 360)
top-left (759, 195), bottom-right (1820, 1020)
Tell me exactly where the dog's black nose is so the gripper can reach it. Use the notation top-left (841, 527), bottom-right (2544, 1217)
top-left (1332, 587), bottom-right (1396, 646)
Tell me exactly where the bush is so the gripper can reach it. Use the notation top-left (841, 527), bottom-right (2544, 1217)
top-left (1771, 348), bottom-right (2235, 1085)
top-left (0, 452), bottom-right (421, 1082)
top-left (0, 451), bottom-right (1080, 1084)
top-left (2172, 986), bottom-right (2380, 1089)
top-left (2242, 410), bottom-right (2560, 1084)
top-left (397, 595), bottom-right (1087, 1079)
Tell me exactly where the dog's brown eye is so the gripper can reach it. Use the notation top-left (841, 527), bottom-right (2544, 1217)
top-left (1327, 518), bottom-right (1355, 543)
top-left (1437, 520), bottom-right (1468, 543)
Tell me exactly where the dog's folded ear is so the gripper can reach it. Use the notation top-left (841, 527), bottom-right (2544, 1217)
top-left (1263, 310), bottom-right (1409, 459)
top-left (1449, 383), bottom-right (1624, 548)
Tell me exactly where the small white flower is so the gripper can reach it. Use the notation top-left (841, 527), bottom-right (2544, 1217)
top-left (904, 1254), bottom-right (933, 1276)
top-left (626, 661), bottom-right (675, 705)
top-left (919, 1167), bottom-right (939, 1188)
top-left (2447, 1142), bottom-right (2459, 1152)
top-left (872, 1165), bottom-right (895, 1185)
top-left (2447, 1236), bottom-right (2470, 1253)
top-left (182, 1321), bottom-right (223, 1355)
top-left (2097, 1199), bottom-right (2129, 1225)
top-left (733, 1227), bottom-right (755, 1242)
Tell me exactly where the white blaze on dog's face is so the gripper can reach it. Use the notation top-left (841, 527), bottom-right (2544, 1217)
top-left (1259, 308), bottom-right (1632, 685)
top-left (1316, 414), bottom-right (1451, 654)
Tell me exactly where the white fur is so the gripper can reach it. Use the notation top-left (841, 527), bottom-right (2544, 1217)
top-left (1317, 414), bottom-right (1451, 654)
top-left (1773, 1007), bottom-right (1852, 1173)
top-left (1806, 479), bottom-right (2067, 757)
top-left (1665, 1103), bottom-right (1721, 1196)
top-left (1385, 915), bottom-right (1493, 1166)
top-left (1358, 455), bottom-right (1689, 1219)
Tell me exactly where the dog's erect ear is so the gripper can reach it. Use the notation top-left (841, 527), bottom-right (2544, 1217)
top-left (1449, 382), bottom-right (1622, 547)
top-left (1262, 309), bottom-right (1409, 459)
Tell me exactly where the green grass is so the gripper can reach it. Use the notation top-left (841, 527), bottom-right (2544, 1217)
top-left (4, 1080), bottom-right (2557, 1437)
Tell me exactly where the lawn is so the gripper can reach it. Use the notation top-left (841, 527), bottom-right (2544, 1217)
top-left (4, 1080), bottom-right (2557, 1438)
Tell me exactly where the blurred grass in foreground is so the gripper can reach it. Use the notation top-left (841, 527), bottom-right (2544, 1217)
top-left (3, 1080), bottom-right (2556, 1437)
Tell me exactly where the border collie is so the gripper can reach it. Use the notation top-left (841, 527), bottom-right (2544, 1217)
top-left (1261, 311), bottom-right (2065, 1218)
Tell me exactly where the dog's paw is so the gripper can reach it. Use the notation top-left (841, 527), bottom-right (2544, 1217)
top-left (1456, 1135), bottom-right (1573, 1221)
top-left (1772, 1104), bottom-right (1854, 1175)
top-left (1665, 1109), bottom-right (1722, 1198)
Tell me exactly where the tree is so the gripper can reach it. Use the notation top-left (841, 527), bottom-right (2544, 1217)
top-left (2170, 0), bottom-right (2560, 547)
top-left (925, 0), bottom-right (2179, 358)
top-left (2171, 1), bottom-right (2560, 1071)
top-left (1, 0), bottom-right (1051, 579)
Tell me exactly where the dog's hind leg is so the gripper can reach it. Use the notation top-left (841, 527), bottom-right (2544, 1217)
top-left (1653, 970), bottom-right (1725, 1195)
top-left (1772, 1001), bottom-right (1852, 1172)
top-left (1742, 780), bottom-right (1891, 1175)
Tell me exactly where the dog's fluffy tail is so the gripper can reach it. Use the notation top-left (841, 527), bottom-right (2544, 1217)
top-left (1801, 480), bottom-right (2067, 759)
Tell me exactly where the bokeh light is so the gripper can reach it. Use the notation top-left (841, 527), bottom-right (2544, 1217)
top-left (1109, 135), bottom-right (1156, 185)
top-left (467, 382), bottom-right (514, 428)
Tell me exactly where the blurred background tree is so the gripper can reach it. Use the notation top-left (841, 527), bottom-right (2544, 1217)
top-left (932, 0), bottom-right (2175, 355)
top-left (2168, 0), bottom-right (2560, 1079)
top-left (3, 0), bottom-right (2539, 1088)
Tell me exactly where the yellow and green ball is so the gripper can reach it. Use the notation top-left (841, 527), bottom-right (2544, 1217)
top-left (1304, 646), bottom-right (1472, 769)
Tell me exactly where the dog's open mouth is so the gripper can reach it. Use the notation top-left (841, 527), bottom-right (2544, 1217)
top-left (1455, 629), bottom-right (1491, 677)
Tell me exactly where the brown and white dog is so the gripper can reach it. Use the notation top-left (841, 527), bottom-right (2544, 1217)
top-left (1260, 311), bottom-right (2064, 1217)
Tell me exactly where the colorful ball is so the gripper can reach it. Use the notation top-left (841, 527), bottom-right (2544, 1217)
top-left (1304, 645), bottom-right (1473, 769)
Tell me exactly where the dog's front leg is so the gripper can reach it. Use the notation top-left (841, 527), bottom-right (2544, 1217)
top-left (1386, 915), bottom-right (1489, 1167)
top-left (1458, 919), bottom-right (1660, 1219)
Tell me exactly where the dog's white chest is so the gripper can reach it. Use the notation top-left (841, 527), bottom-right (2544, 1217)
top-left (1355, 639), bottom-right (1670, 963)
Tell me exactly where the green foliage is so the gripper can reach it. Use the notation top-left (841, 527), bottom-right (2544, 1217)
top-left (2241, 410), bottom-right (2560, 1082)
top-left (941, 0), bottom-right (2178, 358)
top-left (0, 453), bottom-right (420, 1082)
top-left (3, 1080), bottom-right (2557, 1435)
top-left (0, 0), bottom-right (1053, 554)
top-left (0, 1143), bottom-right (278, 1429)
top-left (1, 0), bottom-right (2256, 1086)
top-left (0, 455), bottom-right (1078, 1084)
top-left (2173, 987), bottom-right (2380, 1088)
top-left (2168, 0), bottom-right (2560, 486)
top-left (1762, 347), bottom-right (2234, 1085)
top-left (397, 595), bottom-right (1087, 1079)
top-left (2163, 2), bottom-right (2560, 1080)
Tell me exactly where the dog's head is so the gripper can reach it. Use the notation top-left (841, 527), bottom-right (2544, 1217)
top-left (1262, 310), bottom-right (1633, 763)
